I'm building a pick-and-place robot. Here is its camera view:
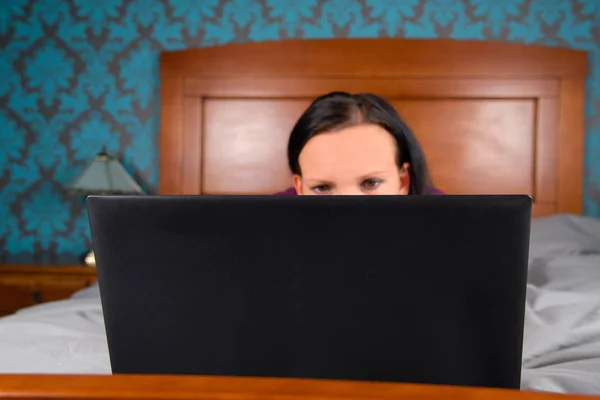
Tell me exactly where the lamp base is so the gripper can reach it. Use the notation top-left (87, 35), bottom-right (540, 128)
top-left (84, 250), bottom-right (96, 267)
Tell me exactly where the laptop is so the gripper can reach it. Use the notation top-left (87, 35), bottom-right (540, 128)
top-left (87, 194), bottom-right (531, 389)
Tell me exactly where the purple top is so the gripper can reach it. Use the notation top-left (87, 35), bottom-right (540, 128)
top-left (273, 186), bottom-right (445, 196)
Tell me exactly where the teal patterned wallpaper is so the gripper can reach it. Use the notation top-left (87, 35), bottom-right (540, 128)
top-left (1, 0), bottom-right (599, 264)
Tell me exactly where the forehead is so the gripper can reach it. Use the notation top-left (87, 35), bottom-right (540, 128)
top-left (298, 124), bottom-right (397, 176)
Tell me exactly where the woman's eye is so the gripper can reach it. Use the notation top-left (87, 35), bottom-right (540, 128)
top-left (312, 185), bottom-right (331, 194)
top-left (361, 179), bottom-right (382, 190)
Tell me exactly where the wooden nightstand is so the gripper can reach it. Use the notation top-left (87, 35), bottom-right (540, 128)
top-left (0, 265), bottom-right (97, 317)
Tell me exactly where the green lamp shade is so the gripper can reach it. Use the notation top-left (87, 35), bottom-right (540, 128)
top-left (65, 150), bottom-right (145, 195)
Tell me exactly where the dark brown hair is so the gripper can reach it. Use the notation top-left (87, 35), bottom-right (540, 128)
top-left (287, 92), bottom-right (431, 194)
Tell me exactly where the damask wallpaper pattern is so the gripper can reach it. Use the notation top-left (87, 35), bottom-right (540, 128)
top-left (0, 0), bottom-right (599, 263)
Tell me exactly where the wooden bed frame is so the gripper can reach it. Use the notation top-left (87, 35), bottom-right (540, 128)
top-left (159, 39), bottom-right (586, 217)
top-left (0, 39), bottom-right (591, 399)
top-left (0, 374), bottom-right (597, 400)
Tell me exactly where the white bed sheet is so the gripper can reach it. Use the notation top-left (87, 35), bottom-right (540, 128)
top-left (0, 214), bottom-right (599, 394)
top-left (0, 285), bottom-right (110, 374)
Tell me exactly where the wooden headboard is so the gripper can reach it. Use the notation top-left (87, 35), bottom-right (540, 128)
top-left (159, 39), bottom-right (587, 218)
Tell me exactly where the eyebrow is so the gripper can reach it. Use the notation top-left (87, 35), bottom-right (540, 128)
top-left (359, 171), bottom-right (388, 179)
top-left (305, 179), bottom-right (335, 185)
top-left (306, 171), bottom-right (388, 184)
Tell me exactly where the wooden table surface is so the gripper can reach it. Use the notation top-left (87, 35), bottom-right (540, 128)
top-left (0, 374), bottom-right (596, 400)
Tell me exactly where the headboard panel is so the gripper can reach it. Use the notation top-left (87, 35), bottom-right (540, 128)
top-left (159, 39), bottom-right (586, 218)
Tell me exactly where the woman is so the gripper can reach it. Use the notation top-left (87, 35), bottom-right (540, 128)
top-left (275, 91), bottom-right (443, 196)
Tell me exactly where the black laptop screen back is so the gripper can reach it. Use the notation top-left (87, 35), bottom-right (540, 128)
top-left (88, 195), bottom-right (531, 389)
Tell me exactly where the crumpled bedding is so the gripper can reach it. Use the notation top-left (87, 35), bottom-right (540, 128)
top-left (520, 215), bottom-right (600, 393)
top-left (0, 213), bottom-right (599, 394)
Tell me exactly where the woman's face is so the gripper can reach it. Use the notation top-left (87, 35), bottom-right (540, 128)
top-left (293, 124), bottom-right (410, 195)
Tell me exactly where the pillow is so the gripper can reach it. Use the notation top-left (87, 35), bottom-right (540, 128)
top-left (529, 214), bottom-right (600, 257)
top-left (70, 281), bottom-right (101, 300)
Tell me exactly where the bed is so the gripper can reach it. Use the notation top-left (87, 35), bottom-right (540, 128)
top-left (0, 38), bottom-right (598, 398)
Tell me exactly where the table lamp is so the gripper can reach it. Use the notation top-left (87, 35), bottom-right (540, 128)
top-left (65, 146), bottom-right (145, 266)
